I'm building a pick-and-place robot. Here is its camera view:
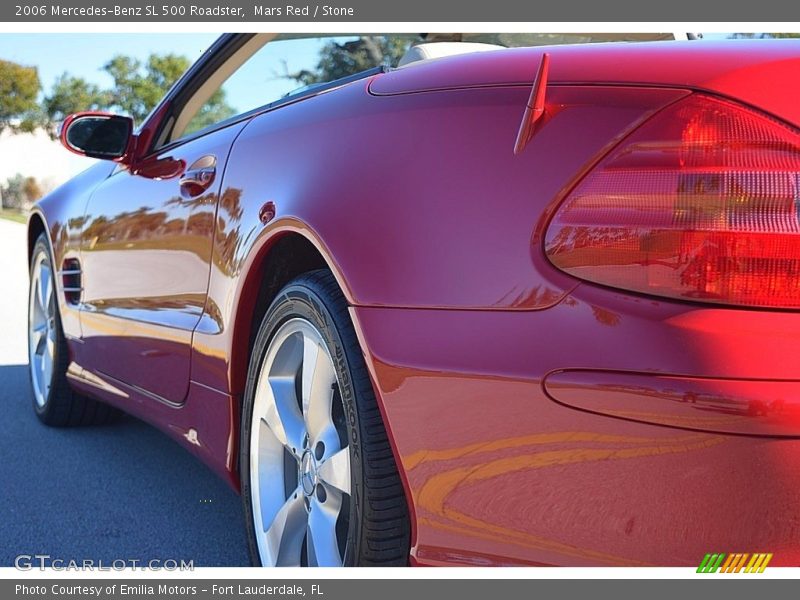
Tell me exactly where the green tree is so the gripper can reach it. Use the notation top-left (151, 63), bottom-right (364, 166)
top-left (0, 60), bottom-right (41, 134)
top-left (287, 36), bottom-right (411, 87)
top-left (36, 52), bottom-right (235, 134)
top-left (183, 88), bottom-right (236, 134)
top-left (103, 53), bottom-right (234, 124)
top-left (42, 73), bottom-right (108, 136)
top-left (103, 53), bottom-right (182, 122)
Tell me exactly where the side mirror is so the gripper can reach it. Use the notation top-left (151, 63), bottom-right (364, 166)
top-left (60, 112), bottom-right (135, 161)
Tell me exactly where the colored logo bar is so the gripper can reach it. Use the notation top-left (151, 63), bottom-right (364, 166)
top-left (697, 553), bottom-right (773, 573)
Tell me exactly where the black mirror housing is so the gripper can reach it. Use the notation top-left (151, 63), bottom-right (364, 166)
top-left (60, 113), bottom-right (135, 161)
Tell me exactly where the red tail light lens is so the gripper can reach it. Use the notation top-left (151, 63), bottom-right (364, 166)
top-left (545, 94), bottom-right (800, 309)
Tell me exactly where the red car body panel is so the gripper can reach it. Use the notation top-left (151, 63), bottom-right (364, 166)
top-left (28, 38), bottom-right (800, 566)
top-left (189, 83), bottom-right (690, 395)
top-left (77, 120), bottom-right (248, 403)
top-left (352, 300), bottom-right (800, 567)
top-left (371, 41), bottom-right (800, 128)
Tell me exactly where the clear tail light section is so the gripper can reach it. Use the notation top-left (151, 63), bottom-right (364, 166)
top-left (545, 94), bottom-right (800, 309)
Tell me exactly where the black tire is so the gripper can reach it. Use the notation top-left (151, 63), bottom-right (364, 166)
top-left (240, 269), bottom-right (410, 566)
top-left (28, 233), bottom-right (119, 427)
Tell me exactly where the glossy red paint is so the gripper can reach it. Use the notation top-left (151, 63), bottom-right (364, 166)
top-left (544, 370), bottom-right (800, 437)
top-left (29, 38), bottom-right (800, 566)
top-left (370, 41), bottom-right (800, 128)
top-left (78, 120), bottom-right (248, 403)
top-left (352, 297), bottom-right (800, 566)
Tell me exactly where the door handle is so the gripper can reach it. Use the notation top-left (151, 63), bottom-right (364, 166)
top-left (180, 155), bottom-right (217, 197)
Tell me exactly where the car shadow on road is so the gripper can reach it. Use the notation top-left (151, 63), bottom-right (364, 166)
top-left (0, 364), bottom-right (249, 567)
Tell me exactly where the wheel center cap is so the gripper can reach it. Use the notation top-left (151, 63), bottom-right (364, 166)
top-left (300, 451), bottom-right (317, 496)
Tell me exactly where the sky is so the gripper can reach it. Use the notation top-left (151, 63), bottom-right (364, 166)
top-left (0, 31), bottom-right (740, 186)
top-left (0, 33), bottom-right (296, 183)
top-left (0, 33), bottom-right (332, 114)
top-left (0, 33), bottom-right (219, 90)
top-left (0, 32), bottom-right (741, 117)
top-left (0, 33), bottom-right (345, 184)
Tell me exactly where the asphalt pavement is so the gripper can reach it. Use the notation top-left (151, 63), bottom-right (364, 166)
top-left (0, 218), bottom-right (249, 567)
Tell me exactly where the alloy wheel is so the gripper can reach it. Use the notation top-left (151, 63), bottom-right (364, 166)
top-left (28, 251), bottom-right (57, 408)
top-left (249, 318), bottom-right (351, 566)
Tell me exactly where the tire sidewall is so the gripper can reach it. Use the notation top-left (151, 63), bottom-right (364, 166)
top-left (240, 278), bottom-right (364, 567)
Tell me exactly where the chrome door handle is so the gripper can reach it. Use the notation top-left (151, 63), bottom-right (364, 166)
top-left (180, 155), bottom-right (217, 197)
top-left (180, 167), bottom-right (215, 187)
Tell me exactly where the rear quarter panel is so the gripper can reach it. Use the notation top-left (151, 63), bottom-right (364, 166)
top-left (200, 77), bottom-right (800, 565)
top-left (192, 79), bottom-right (689, 395)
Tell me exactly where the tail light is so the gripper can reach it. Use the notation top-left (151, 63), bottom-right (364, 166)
top-left (545, 94), bottom-right (800, 309)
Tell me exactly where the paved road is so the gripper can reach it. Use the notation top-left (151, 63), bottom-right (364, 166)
top-left (0, 219), bottom-right (249, 567)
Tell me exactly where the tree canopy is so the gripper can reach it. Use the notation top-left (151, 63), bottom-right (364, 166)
top-left (1, 52), bottom-right (235, 137)
top-left (103, 53), bottom-right (189, 123)
top-left (5, 39), bottom-right (406, 138)
top-left (42, 74), bottom-right (108, 135)
top-left (0, 60), bottom-right (41, 134)
top-left (287, 36), bottom-right (410, 87)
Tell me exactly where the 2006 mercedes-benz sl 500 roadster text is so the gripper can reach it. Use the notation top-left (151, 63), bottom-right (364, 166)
top-left (27, 32), bottom-right (800, 566)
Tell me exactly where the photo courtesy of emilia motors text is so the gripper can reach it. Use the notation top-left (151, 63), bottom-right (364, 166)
top-left (1, 0), bottom-right (800, 597)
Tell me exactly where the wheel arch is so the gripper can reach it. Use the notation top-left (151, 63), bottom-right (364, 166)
top-left (226, 223), bottom-right (356, 398)
top-left (27, 210), bottom-right (47, 264)
top-left (226, 224), bottom-right (417, 562)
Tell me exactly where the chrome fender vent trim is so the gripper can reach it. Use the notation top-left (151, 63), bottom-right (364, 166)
top-left (59, 258), bottom-right (82, 305)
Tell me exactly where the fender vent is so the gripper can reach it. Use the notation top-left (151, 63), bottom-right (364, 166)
top-left (60, 258), bottom-right (82, 305)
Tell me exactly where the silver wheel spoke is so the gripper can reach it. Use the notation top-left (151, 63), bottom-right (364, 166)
top-left (301, 333), bottom-right (321, 404)
top-left (41, 349), bottom-right (52, 394)
top-left (37, 265), bottom-right (50, 313)
top-left (45, 271), bottom-right (54, 315)
top-left (302, 332), bottom-right (337, 444)
top-left (256, 418), bottom-right (286, 506)
top-left (263, 490), bottom-right (308, 566)
top-left (263, 376), bottom-right (306, 456)
top-left (31, 324), bottom-right (46, 356)
top-left (317, 447), bottom-right (351, 495)
top-left (316, 425), bottom-right (344, 464)
top-left (307, 486), bottom-right (344, 567)
top-left (29, 254), bottom-right (56, 408)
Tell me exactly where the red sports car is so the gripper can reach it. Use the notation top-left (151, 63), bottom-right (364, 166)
top-left (28, 33), bottom-right (800, 567)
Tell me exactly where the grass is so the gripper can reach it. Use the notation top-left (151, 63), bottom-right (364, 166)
top-left (0, 210), bottom-right (27, 224)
